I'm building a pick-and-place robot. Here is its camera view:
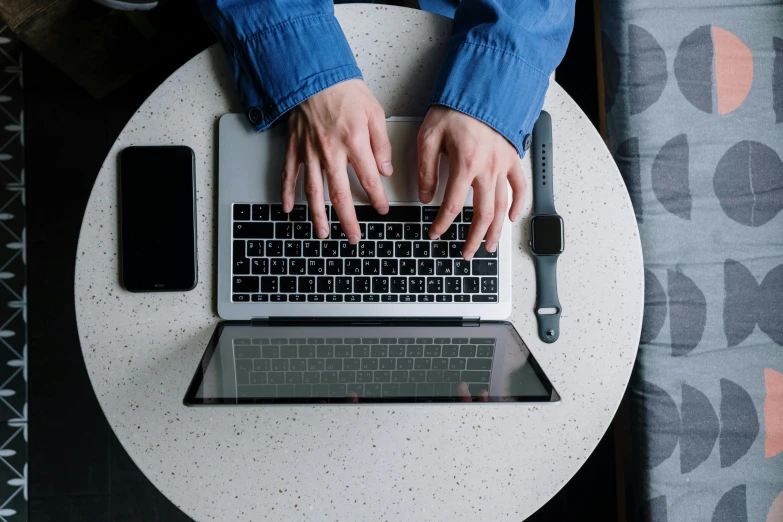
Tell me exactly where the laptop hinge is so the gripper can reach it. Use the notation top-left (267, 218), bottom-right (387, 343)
top-left (262, 317), bottom-right (472, 326)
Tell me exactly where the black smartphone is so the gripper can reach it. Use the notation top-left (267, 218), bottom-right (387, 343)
top-left (119, 146), bottom-right (197, 292)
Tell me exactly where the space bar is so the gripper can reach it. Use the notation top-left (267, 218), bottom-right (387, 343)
top-left (330, 205), bottom-right (422, 222)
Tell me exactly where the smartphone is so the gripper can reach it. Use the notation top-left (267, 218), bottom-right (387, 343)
top-left (119, 145), bottom-right (197, 292)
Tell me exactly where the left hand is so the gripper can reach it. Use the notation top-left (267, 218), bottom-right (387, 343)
top-left (417, 106), bottom-right (526, 260)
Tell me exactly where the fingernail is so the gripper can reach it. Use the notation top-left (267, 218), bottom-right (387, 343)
top-left (348, 233), bottom-right (361, 244)
top-left (378, 207), bottom-right (389, 215)
top-left (486, 242), bottom-right (497, 252)
top-left (381, 162), bottom-right (393, 175)
top-left (318, 227), bottom-right (329, 238)
top-left (464, 253), bottom-right (473, 261)
top-left (420, 190), bottom-right (431, 202)
top-left (457, 382), bottom-right (470, 395)
top-left (430, 233), bottom-right (440, 240)
top-left (510, 213), bottom-right (518, 222)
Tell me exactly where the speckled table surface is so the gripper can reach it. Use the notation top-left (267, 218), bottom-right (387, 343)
top-left (75, 5), bottom-right (643, 521)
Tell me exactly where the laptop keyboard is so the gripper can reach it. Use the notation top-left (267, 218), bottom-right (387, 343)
top-left (231, 203), bottom-right (498, 304)
top-left (233, 337), bottom-right (494, 400)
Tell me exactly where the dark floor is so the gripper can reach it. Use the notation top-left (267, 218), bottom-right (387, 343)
top-left (26, 1), bottom-right (612, 521)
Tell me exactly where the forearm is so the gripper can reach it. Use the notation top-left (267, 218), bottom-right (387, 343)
top-left (429, 0), bottom-right (576, 156)
top-left (197, 0), bottom-right (362, 131)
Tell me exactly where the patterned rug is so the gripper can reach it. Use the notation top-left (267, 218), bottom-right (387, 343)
top-left (0, 24), bottom-right (26, 522)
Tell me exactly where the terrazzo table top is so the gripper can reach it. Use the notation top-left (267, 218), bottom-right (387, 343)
top-left (75, 5), bottom-right (643, 521)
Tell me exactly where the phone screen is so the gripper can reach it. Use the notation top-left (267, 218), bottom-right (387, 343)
top-left (120, 146), bottom-right (197, 292)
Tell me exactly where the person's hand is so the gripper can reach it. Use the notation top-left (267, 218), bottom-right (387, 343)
top-left (456, 381), bottom-right (489, 402)
top-left (282, 79), bottom-right (393, 244)
top-left (417, 106), bottom-right (526, 260)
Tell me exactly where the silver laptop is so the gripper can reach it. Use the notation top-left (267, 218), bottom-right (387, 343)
top-left (186, 114), bottom-right (557, 405)
top-left (217, 114), bottom-right (512, 320)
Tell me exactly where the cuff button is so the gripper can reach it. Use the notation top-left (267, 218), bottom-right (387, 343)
top-left (247, 107), bottom-right (263, 125)
top-left (522, 133), bottom-right (532, 151)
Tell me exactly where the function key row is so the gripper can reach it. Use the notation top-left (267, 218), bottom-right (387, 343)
top-left (233, 204), bottom-right (474, 224)
top-left (233, 338), bottom-right (495, 345)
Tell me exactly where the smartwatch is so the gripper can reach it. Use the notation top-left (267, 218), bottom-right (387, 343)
top-left (529, 111), bottom-right (564, 343)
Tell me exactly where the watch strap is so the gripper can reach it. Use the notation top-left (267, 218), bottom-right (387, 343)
top-left (532, 111), bottom-right (556, 215)
top-left (534, 254), bottom-right (561, 343)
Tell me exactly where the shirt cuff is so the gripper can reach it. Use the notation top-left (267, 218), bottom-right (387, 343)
top-left (232, 13), bottom-right (363, 132)
top-left (428, 41), bottom-right (551, 157)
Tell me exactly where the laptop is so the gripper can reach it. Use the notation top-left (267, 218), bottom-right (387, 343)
top-left (182, 115), bottom-right (559, 405)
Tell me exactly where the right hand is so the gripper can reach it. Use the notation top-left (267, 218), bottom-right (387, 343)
top-left (282, 79), bottom-right (393, 244)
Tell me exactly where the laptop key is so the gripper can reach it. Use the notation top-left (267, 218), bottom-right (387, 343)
top-left (361, 358), bottom-right (378, 370)
top-left (357, 371), bottom-right (373, 383)
top-left (432, 358), bottom-right (449, 370)
top-left (449, 358), bottom-right (466, 370)
top-left (251, 258), bottom-right (268, 275)
top-left (462, 207), bottom-right (473, 223)
top-left (405, 224), bottom-right (421, 240)
top-left (233, 276), bottom-right (259, 293)
top-left (295, 384), bottom-right (311, 397)
top-left (454, 295), bottom-right (470, 302)
top-left (391, 277), bottom-right (408, 294)
top-left (472, 295), bottom-right (498, 302)
top-left (286, 372), bottom-right (302, 384)
top-left (270, 204), bottom-right (287, 221)
top-left (260, 276), bottom-right (278, 293)
top-left (367, 223), bottom-right (384, 239)
top-left (434, 382), bottom-right (453, 396)
top-left (397, 358), bottom-right (414, 370)
top-left (427, 277), bottom-right (443, 293)
top-left (322, 241), bottom-right (339, 258)
top-left (283, 240), bottom-right (301, 257)
top-left (322, 371), bottom-right (338, 384)
top-left (326, 259), bottom-right (343, 275)
top-left (308, 259), bottom-right (325, 275)
top-left (318, 345), bottom-right (334, 358)
top-left (345, 294), bottom-right (360, 302)
top-left (344, 357), bottom-right (361, 370)
top-left (435, 260), bottom-right (452, 276)
top-left (326, 294), bottom-right (343, 302)
top-left (381, 295), bottom-right (398, 302)
top-left (422, 206), bottom-right (439, 223)
top-left (363, 259), bottom-right (380, 275)
top-left (372, 277), bottom-right (389, 293)
top-left (473, 259), bottom-right (498, 275)
top-left (235, 345), bottom-right (261, 359)
top-left (359, 242), bottom-right (376, 258)
top-left (288, 258), bottom-right (306, 275)
top-left (377, 241), bottom-right (394, 257)
top-left (415, 358), bottom-right (432, 370)
top-left (436, 295), bottom-right (452, 302)
top-left (329, 384), bottom-right (347, 397)
top-left (364, 383), bottom-right (382, 397)
top-left (432, 241), bottom-right (449, 258)
top-left (461, 371), bottom-right (491, 383)
top-left (395, 241), bottom-right (411, 257)
top-left (467, 358), bottom-right (492, 370)
top-left (379, 358), bottom-right (395, 370)
top-left (374, 370), bottom-right (391, 383)
top-left (308, 359), bottom-right (325, 371)
top-left (409, 370), bottom-right (426, 383)
top-left (400, 294), bottom-right (415, 302)
top-left (391, 370), bottom-right (408, 383)
top-left (481, 277), bottom-right (497, 293)
top-left (266, 240), bottom-right (283, 257)
top-left (381, 259), bottom-right (398, 275)
top-left (407, 345), bottom-right (424, 357)
top-left (443, 371), bottom-right (460, 382)
top-left (441, 345), bottom-right (458, 357)
top-left (340, 241), bottom-right (357, 257)
top-left (416, 382), bottom-right (434, 397)
top-left (413, 242), bottom-right (429, 257)
top-left (417, 260), bottom-right (434, 275)
top-left (268, 372), bottom-right (285, 384)
top-left (477, 345), bottom-right (494, 358)
top-left (382, 383), bottom-right (399, 397)
top-left (345, 259), bottom-right (362, 275)
top-left (290, 205), bottom-right (307, 221)
top-left (330, 223), bottom-right (347, 240)
top-left (234, 222), bottom-right (274, 239)
top-left (426, 370), bottom-right (443, 383)
top-left (293, 222), bottom-right (311, 239)
top-left (338, 371), bottom-right (355, 383)
top-left (303, 372), bottom-right (320, 383)
top-left (251, 293), bottom-right (269, 302)
top-left (238, 384), bottom-right (275, 398)
top-left (233, 241), bottom-right (250, 275)
top-left (270, 258), bottom-right (287, 275)
top-left (302, 241), bottom-right (320, 257)
top-left (276, 222), bottom-right (293, 239)
top-left (409, 278), bottom-right (425, 293)
top-left (298, 345), bottom-right (315, 358)
top-left (317, 276), bottom-right (334, 293)
top-left (251, 204), bottom-right (269, 221)
top-left (458, 224), bottom-right (470, 240)
top-left (355, 277), bottom-right (371, 293)
top-left (473, 242), bottom-right (498, 258)
top-left (298, 276), bottom-right (316, 293)
top-left (399, 259), bottom-right (416, 275)
top-left (289, 359), bottom-right (306, 371)
top-left (279, 277), bottom-right (296, 293)
top-left (254, 359), bottom-right (271, 371)
top-left (247, 241), bottom-right (264, 257)
top-left (346, 383), bottom-right (363, 397)
top-left (464, 277), bottom-right (480, 293)
top-left (417, 295), bottom-right (434, 302)
top-left (311, 384), bottom-right (329, 397)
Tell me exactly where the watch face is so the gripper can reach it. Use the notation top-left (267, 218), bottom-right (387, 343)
top-left (531, 215), bottom-right (564, 255)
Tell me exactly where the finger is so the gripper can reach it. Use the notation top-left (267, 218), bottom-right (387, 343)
top-left (347, 132), bottom-right (389, 214)
top-left (345, 392), bottom-right (359, 404)
top-left (417, 128), bottom-right (441, 203)
top-left (478, 390), bottom-right (489, 402)
top-left (281, 134), bottom-right (300, 213)
top-left (304, 153), bottom-right (329, 239)
top-left (507, 156), bottom-right (526, 222)
top-left (484, 174), bottom-right (508, 253)
top-left (429, 153), bottom-right (471, 239)
top-left (368, 109), bottom-right (394, 176)
top-left (456, 382), bottom-right (472, 402)
top-left (325, 157), bottom-right (361, 244)
top-left (463, 173), bottom-right (496, 260)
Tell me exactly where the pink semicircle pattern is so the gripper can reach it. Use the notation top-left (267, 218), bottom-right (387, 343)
top-left (766, 368), bottom-right (783, 458)
top-left (768, 490), bottom-right (783, 522)
top-left (713, 26), bottom-right (754, 115)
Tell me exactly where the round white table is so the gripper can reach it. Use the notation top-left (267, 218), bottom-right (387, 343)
top-left (75, 5), bottom-right (643, 521)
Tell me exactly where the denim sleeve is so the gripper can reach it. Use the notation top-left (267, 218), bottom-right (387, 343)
top-left (429, 0), bottom-right (576, 157)
top-left (196, 0), bottom-right (363, 132)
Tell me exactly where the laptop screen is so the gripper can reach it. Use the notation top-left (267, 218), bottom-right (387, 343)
top-left (184, 321), bottom-right (559, 405)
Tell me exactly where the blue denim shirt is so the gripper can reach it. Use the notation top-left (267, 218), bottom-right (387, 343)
top-left (197, 0), bottom-right (574, 157)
